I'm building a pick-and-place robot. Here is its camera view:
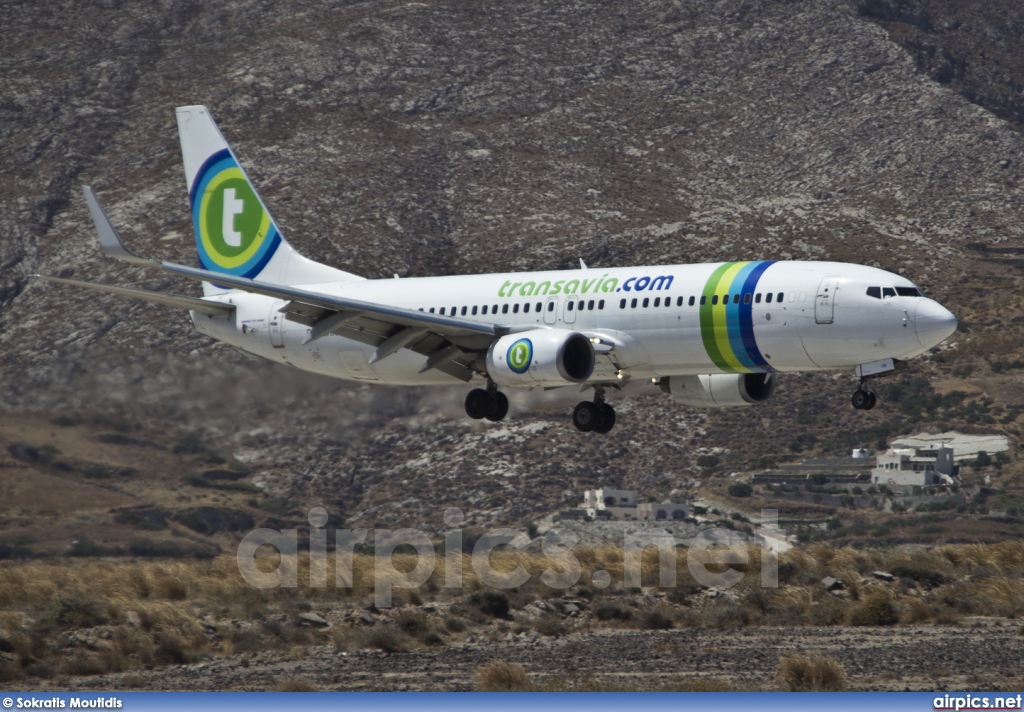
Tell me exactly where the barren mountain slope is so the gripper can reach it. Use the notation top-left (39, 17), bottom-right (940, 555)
top-left (1, 0), bottom-right (1023, 530)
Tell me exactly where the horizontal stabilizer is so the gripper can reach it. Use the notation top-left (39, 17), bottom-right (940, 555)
top-left (36, 275), bottom-right (235, 317)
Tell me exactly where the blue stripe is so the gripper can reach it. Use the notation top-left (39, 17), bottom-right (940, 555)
top-left (725, 262), bottom-right (761, 371)
top-left (738, 260), bottom-right (776, 371)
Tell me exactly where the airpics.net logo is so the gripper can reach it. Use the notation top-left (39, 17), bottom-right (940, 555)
top-left (191, 150), bottom-right (280, 278)
top-left (234, 507), bottom-right (784, 608)
top-left (507, 338), bottom-right (532, 373)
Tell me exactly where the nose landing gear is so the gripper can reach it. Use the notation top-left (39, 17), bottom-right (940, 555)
top-left (465, 382), bottom-right (509, 422)
top-left (572, 386), bottom-right (616, 433)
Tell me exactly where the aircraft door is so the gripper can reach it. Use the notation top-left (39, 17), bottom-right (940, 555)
top-left (563, 295), bottom-right (578, 324)
top-left (543, 297), bottom-right (558, 325)
top-left (815, 277), bottom-right (839, 325)
top-left (269, 301), bottom-right (286, 348)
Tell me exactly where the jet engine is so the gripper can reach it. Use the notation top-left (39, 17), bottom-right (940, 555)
top-left (486, 329), bottom-right (595, 387)
top-left (660, 373), bottom-right (776, 407)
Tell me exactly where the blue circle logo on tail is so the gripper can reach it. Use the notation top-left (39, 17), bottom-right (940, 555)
top-left (507, 339), bottom-right (533, 374)
top-left (190, 149), bottom-right (280, 278)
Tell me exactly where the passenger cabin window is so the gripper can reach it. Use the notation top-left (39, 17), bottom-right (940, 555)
top-left (700, 295), bottom-right (707, 305)
top-left (688, 296), bottom-right (695, 306)
top-left (502, 304), bottom-right (509, 314)
top-left (654, 297), bottom-right (660, 307)
top-left (547, 301), bottom-right (554, 312)
top-left (598, 300), bottom-right (605, 309)
top-left (481, 305), bottom-right (487, 315)
top-left (620, 298), bottom-right (626, 309)
top-left (513, 304), bottom-right (519, 313)
top-left (472, 306), bottom-right (478, 315)
top-left (567, 301), bottom-right (574, 311)
top-left (712, 295), bottom-right (719, 305)
top-left (642, 297), bottom-right (649, 308)
top-left (536, 302), bottom-right (541, 311)
top-left (631, 298), bottom-right (638, 308)
top-left (755, 293), bottom-right (761, 304)
top-left (765, 293), bottom-right (773, 303)
top-left (733, 294), bottom-right (740, 305)
top-left (461, 306), bottom-right (468, 316)
top-left (588, 300), bottom-right (595, 310)
top-left (896, 287), bottom-right (923, 297)
top-left (744, 293), bottom-right (751, 305)
top-left (524, 303), bottom-right (530, 313)
top-left (429, 307), bottom-right (435, 313)
top-left (866, 287), bottom-right (881, 299)
top-left (882, 287), bottom-right (896, 298)
top-left (777, 292), bottom-right (784, 302)
top-left (493, 304), bottom-right (498, 313)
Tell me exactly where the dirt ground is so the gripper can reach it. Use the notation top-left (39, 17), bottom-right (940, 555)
top-left (7, 619), bottom-right (1021, 692)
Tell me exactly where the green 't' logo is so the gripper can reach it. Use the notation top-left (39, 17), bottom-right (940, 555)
top-left (507, 338), bottom-right (532, 374)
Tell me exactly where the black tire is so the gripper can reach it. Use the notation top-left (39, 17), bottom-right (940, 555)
top-left (865, 392), bottom-right (877, 410)
top-left (594, 404), bottom-right (616, 434)
top-left (572, 401), bottom-right (598, 432)
top-left (465, 388), bottom-right (490, 419)
top-left (851, 389), bottom-right (870, 410)
top-left (485, 392), bottom-right (509, 422)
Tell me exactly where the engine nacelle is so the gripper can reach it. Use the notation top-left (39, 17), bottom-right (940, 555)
top-left (661, 373), bottom-right (776, 408)
top-left (486, 329), bottom-right (595, 387)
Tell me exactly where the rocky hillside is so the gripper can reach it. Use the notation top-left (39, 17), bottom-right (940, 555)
top-left (2, 0), bottom-right (1023, 533)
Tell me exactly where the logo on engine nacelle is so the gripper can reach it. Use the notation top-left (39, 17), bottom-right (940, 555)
top-left (507, 338), bottom-right (533, 374)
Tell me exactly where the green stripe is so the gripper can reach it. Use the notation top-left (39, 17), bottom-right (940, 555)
top-left (699, 263), bottom-right (735, 371)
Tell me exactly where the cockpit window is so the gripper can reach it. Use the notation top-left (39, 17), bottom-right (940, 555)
top-left (895, 287), bottom-right (922, 297)
top-left (866, 287), bottom-right (881, 299)
top-left (882, 287), bottom-right (896, 298)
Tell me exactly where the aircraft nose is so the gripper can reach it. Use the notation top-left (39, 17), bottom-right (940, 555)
top-left (915, 299), bottom-right (957, 348)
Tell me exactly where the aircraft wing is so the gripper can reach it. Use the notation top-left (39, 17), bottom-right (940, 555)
top-left (35, 275), bottom-right (236, 317)
top-left (79, 186), bottom-right (504, 380)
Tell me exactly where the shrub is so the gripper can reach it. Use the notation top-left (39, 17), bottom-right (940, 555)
top-left (469, 592), bottom-right (510, 619)
top-left (275, 676), bottom-right (320, 691)
top-left (534, 614), bottom-right (567, 636)
top-left (362, 626), bottom-right (409, 653)
top-left (728, 483), bottom-right (753, 498)
top-left (594, 601), bottom-right (633, 621)
top-left (38, 592), bottom-right (108, 629)
top-left (779, 653), bottom-right (847, 691)
top-left (639, 610), bottom-right (674, 630)
top-left (476, 660), bottom-right (530, 691)
top-left (847, 593), bottom-right (899, 626)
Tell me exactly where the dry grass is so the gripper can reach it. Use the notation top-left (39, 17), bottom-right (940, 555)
top-left (275, 675), bottom-right (320, 691)
top-left (779, 653), bottom-right (848, 691)
top-left (475, 660), bottom-right (530, 691)
top-left (1, 542), bottom-right (1023, 683)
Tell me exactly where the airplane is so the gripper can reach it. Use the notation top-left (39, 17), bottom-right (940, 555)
top-left (39, 105), bottom-right (958, 434)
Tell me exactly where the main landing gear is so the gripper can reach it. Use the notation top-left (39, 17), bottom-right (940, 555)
top-left (572, 386), bottom-right (616, 434)
top-left (851, 386), bottom-right (877, 410)
top-left (465, 382), bottom-right (509, 422)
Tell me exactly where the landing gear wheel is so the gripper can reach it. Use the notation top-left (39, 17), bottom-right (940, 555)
top-left (865, 392), bottom-right (877, 410)
top-left (465, 388), bottom-right (490, 419)
top-left (572, 401), bottom-right (598, 432)
top-left (852, 389), bottom-right (872, 410)
top-left (485, 391), bottom-right (509, 422)
top-left (593, 404), bottom-right (616, 434)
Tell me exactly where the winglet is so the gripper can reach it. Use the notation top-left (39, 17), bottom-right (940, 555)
top-left (82, 186), bottom-right (154, 266)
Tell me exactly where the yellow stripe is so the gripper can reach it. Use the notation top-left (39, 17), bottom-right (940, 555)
top-left (712, 262), bottom-right (751, 373)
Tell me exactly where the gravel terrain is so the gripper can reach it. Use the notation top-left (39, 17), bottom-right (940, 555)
top-left (9, 621), bottom-right (1021, 692)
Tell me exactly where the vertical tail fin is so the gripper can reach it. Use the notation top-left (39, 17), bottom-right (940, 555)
top-left (175, 105), bottom-right (361, 294)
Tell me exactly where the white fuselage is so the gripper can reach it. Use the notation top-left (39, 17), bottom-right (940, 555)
top-left (190, 260), bottom-right (956, 387)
